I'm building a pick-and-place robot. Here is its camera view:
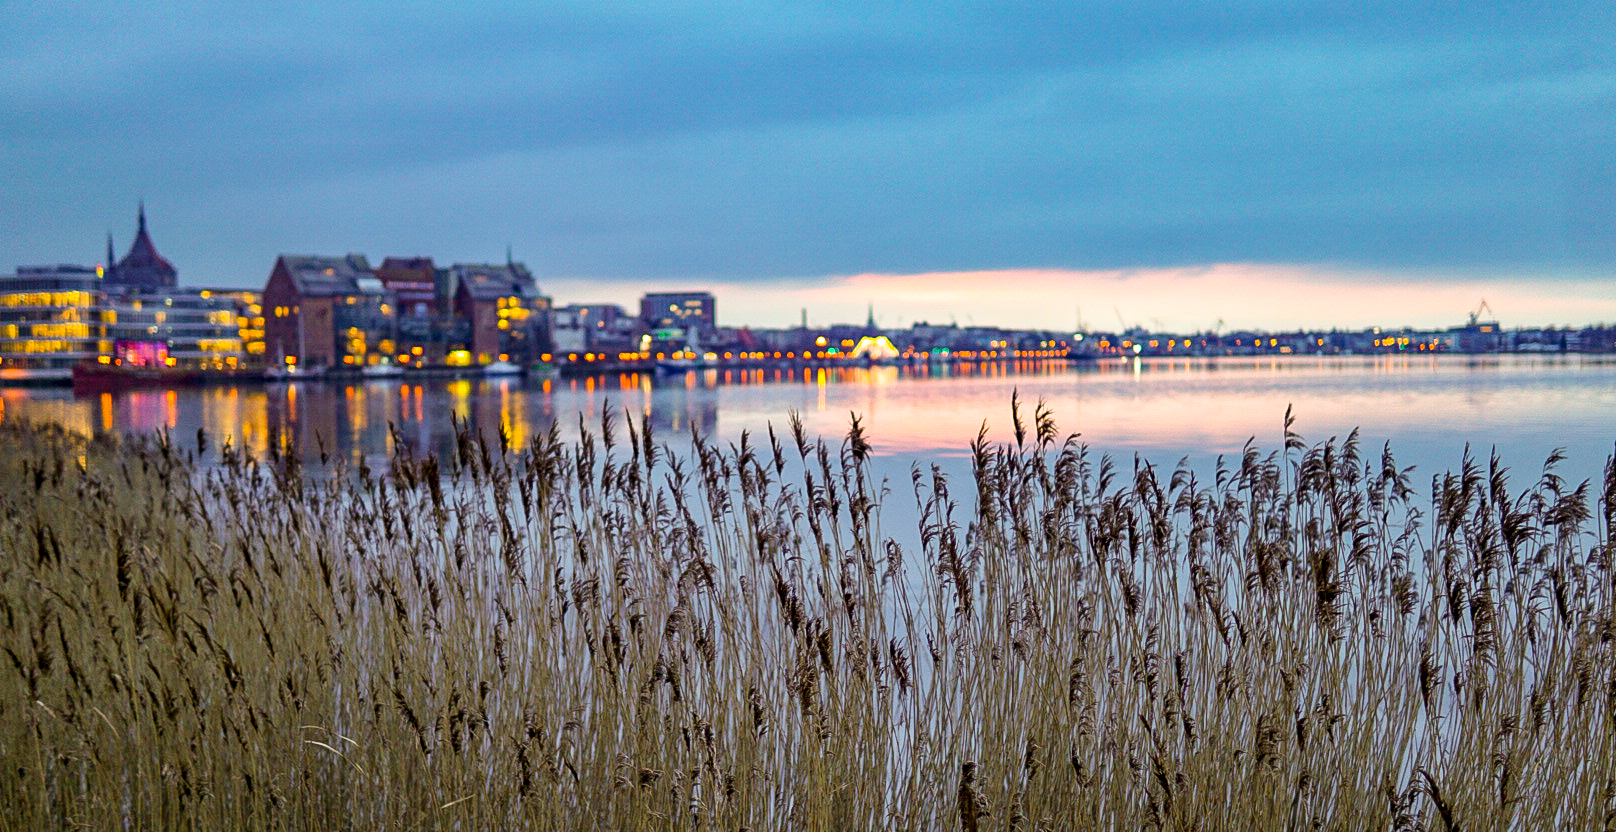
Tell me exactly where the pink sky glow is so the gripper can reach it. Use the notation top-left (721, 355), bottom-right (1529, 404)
top-left (551, 265), bottom-right (1616, 333)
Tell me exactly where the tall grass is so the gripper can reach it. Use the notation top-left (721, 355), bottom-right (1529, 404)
top-left (0, 400), bottom-right (1612, 830)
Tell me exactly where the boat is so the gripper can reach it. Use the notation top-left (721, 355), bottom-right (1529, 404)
top-left (653, 355), bottom-right (713, 374)
top-left (482, 360), bottom-right (524, 376)
top-left (1065, 333), bottom-right (1100, 362)
top-left (0, 366), bottom-right (73, 384)
top-left (72, 360), bottom-right (205, 392)
top-left (265, 364), bottom-right (325, 381)
top-left (361, 363), bottom-right (404, 378)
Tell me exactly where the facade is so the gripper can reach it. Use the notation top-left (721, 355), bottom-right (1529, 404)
top-left (262, 254), bottom-right (386, 369)
top-left (448, 262), bottom-right (551, 364)
top-left (0, 265), bottom-right (114, 379)
top-left (262, 254), bottom-right (553, 370)
top-left (109, 289), bottom-right (256, 369)
top-left (375, 257), bottom-right (467, 364)
top-left (552, 303), bottom-right (637, 353)
top-left (375, 257), bottom-right (439, 319)
top-left (640, 291), bottom-right (716, 339)
top-left (196, 288), bottom-right (267, 364)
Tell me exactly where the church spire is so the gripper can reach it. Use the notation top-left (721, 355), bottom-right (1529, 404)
top-left (108, 201), bottom-right (177, 292)
top-left (105, 233), bottom-right (116, 275)
top-left (866, 301), bottom-right (876, 331)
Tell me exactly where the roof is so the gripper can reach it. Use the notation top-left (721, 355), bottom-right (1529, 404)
top-left (276, 254), bottom-right (375, 297)
top-left (450, 262), bottom-right (541, 302)
top-left (379, 256), bottom-right (435, 272)
top-left (108, 204), bottom-right (178, 289)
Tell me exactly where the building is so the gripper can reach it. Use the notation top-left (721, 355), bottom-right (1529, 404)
top-left (195, 287), bottom-right (267, 364)
top-left (640, 291), bottom-right (716, 339)
top-left (109, 289), bottom-right (256, 370)
top-left (0, 265), bottom-right (114, 380)
top-left (262, 254), bottom-right (389, 370)
top-left (97, 206), bottom-right (261, 369)
top-left (374, 257), bottom-right (469, 364)
top-left (447, 262), bottom-right (552, 365)
top-left (374, 257), bottom-right (439, 319)
top-left (103, 203), bottom-right (178, 293)
top-left (551, 303), bottom-right (637, 353)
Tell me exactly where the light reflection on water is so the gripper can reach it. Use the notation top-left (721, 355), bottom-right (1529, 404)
top-left (1, 355), bottom-right (1612, 484)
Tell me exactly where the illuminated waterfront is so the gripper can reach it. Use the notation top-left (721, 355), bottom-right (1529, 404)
top-left (2, 354), bottom-right (1613, 484)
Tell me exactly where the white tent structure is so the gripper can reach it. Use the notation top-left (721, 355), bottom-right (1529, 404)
top-left (849, 335), bottom-right (901, 362)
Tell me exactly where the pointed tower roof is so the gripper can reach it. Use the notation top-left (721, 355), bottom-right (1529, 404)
top-left (108, 202), bottom-right (178, 291)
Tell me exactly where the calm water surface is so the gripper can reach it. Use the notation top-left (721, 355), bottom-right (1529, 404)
top-left (2, 355), bottom-right (1612, 485)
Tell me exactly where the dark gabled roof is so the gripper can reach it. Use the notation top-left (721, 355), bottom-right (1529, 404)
top-left (379, 256), bottom-right (435, 272)
top-left (108, 203), bottom-right (178, 289)
top-left (450, 262), bottom-right (541, 302)
top-left (276, 254), bottom-right (374, 297)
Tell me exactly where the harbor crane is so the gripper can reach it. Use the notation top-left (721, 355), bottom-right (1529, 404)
top-left (1468, 299), bottom-right (1497, 327)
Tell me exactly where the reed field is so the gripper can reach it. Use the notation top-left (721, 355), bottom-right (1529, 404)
top-left (0, 399), bottom-right (1612, 830)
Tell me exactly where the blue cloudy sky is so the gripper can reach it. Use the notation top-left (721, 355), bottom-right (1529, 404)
top-left (2, 1), bottom-right (1611, 330)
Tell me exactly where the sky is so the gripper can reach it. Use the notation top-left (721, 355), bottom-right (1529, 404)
top-left (2, 1), bottom-right (1612, 332)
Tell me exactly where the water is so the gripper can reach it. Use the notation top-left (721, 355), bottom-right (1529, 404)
top-left (2, 355), bottom-right (1612, 486)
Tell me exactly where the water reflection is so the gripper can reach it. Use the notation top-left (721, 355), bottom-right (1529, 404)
top-left (2, 356), bottom-right (1612, 482)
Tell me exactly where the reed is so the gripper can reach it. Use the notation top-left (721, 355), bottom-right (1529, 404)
top-left (0, 404), bottom-right (1611, 830)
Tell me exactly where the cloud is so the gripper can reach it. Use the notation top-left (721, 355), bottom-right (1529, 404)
top-left (0, 1), bottom-right (1611, 323)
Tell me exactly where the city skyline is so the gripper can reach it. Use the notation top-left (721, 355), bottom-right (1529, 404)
top-left (3, 3), bottom-right (1611, 332)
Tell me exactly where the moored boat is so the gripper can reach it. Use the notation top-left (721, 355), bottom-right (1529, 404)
top-left (482, 360), bottom-right (523, 376)
top-left (72, 360), bottom-right (206, 392)
top-left (653, 356), bottom-right (712, 374)
top-left (265, 364), bottom-right (326, 381)
top-left (361, 363), bottom-right (405, 378)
